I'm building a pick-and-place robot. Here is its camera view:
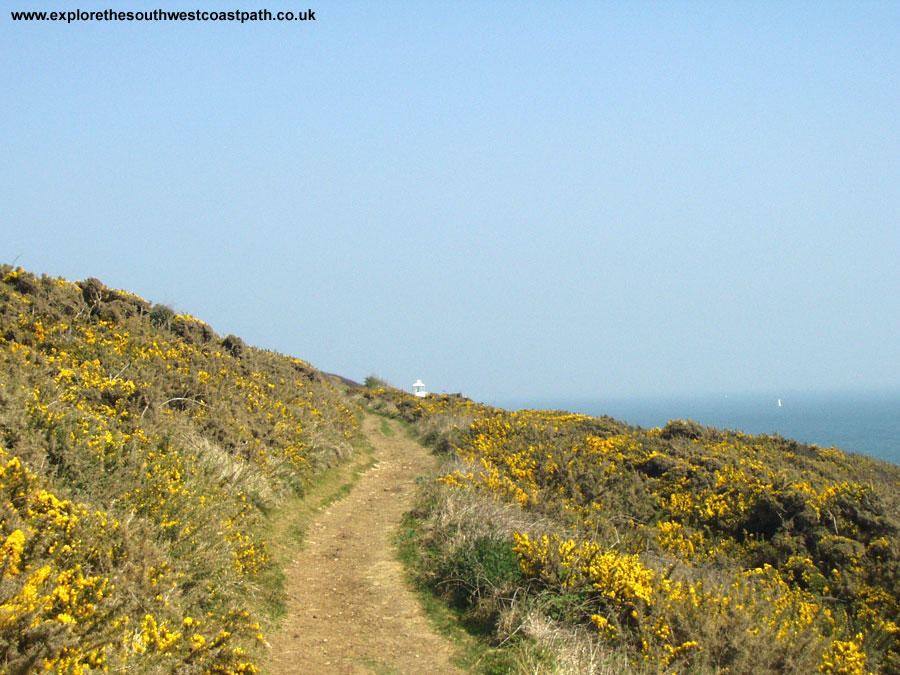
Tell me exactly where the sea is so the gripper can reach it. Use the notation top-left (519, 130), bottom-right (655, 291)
top-left (492, 389), bottom-right (900, 467)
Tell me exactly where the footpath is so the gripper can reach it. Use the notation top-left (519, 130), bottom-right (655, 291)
top-left (264, 415), bottom-right (465, 674)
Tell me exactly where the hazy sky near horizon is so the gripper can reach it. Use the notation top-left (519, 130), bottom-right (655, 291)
top-left (2, 1), bottom-right (899, 404)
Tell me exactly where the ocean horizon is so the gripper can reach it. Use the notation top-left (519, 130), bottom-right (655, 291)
top-left (492, 388), bottom-right (900, 467)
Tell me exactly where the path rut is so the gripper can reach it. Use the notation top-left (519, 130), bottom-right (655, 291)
top-left (265, 415), bottom-right (464, 674)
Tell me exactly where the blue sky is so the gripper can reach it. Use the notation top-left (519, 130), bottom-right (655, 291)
top-left (2, 1), bottom-right (898, 403)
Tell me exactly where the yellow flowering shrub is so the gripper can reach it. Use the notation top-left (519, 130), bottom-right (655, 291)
top-left (366, 384), bottom-right (900, 672)
top-left (0, 266), bottom-right (360, 673)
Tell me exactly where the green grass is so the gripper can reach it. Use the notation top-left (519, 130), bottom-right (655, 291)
top-left (395, 511), bottom-right (522, 674)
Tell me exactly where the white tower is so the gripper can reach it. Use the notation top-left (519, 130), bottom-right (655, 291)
top-left (412, 379), bottom-right (428, 398)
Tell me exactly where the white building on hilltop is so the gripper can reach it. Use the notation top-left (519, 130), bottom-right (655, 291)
top-left (412, 379), bottom-right (429, 398)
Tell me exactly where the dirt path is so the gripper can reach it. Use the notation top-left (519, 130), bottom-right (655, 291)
top-left (264, 415), bottom-right (465, 674)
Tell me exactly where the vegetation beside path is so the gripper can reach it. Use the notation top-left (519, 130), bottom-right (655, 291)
top-left (361, 384), bottom-right (900, 674)
top-left (5, 262), bottom-right (900, 675)
top-left (0, 266), bottom-right (356, 674)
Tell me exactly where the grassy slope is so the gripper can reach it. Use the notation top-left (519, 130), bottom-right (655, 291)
top-left (360, 385), bottom-right (900, 674)
top-left (0, 266), bottom-right (359, 674)
top-left (5, 264), bottom-right (899, 675)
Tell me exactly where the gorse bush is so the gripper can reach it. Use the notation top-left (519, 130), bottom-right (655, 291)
top-left (364, 385), bottom-right (900, 674)
top-left (0, 266), bottom-right (358, 673)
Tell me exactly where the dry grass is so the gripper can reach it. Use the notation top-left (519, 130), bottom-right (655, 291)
top-left (505, 610), bottom-right (635, 675)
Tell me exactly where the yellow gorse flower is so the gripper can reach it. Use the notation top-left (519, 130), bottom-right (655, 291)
top-left (0, 267), bottom-right (359, 674)
top-left (371, 385), bottom-right (900, 672)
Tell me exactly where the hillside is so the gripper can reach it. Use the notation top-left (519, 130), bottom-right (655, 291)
top-left (0, 266), bottom-right (358, 673)
top-left (360, 386), bottom-right (900, 674)
top-left (3, 264), bottom-right (900, 675)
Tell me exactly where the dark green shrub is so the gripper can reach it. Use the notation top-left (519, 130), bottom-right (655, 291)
top-left (222, 334), bottom-right (246, 357)
top-left (149, 303), bottom-right (175, 329)
top-left (660, 419), bottom-right (704, 440)
top-left (442, 536), bottom-right (524, 610)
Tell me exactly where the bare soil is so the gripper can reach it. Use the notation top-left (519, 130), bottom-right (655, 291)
top-left (264, 415), bottom-right (465, 674)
